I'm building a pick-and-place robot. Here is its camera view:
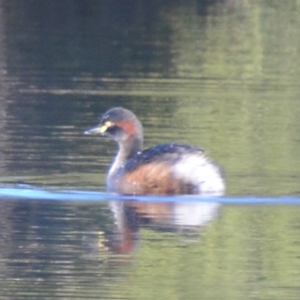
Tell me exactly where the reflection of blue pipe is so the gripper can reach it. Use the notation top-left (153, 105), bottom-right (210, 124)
top-left (0, 185), bottom-right (299, 204)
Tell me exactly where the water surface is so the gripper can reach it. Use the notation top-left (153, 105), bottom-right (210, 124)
top-left (0, 0), bottom-right (300, 299)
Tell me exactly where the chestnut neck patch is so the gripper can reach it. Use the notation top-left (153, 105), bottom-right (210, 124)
top-left (115, 120), bottom-right (137, 136)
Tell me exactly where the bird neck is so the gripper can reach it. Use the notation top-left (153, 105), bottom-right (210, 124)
top-left (109, 136), bottom-right (143, 177)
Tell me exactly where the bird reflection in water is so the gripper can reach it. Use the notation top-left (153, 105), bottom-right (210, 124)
top-left (95, 199), bottom-right (221, 254)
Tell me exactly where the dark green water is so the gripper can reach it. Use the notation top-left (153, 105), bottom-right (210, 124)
top-left (0, 0), bottom-right (300, 299)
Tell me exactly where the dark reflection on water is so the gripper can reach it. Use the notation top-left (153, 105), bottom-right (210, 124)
top-left (0, 194), bottom-right (221, 299)
top-left (1, 191), bottom-right (300, 299)
top-left (0, 199), bottom-right (114, 298)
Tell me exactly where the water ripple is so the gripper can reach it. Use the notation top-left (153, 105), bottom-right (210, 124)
top-left (0, 185), bottom-right (299, 204)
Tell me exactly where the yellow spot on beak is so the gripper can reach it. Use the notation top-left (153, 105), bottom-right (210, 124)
top-left (100, 121), bottom-right (113, 133)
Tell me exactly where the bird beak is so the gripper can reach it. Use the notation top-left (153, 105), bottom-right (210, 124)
top-left (84, 121), bottom-right (113, 135)
top-left (84, 126), bottom-right (103, 135)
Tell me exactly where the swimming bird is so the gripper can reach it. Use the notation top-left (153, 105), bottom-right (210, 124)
top-left (84, 107), bottom-right (225, 196)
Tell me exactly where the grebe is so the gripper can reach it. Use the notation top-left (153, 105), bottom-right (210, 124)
top-left (84, 107), bottom-right (225, 196)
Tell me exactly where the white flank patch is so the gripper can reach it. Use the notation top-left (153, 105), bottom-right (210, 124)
top-left (172, 153), bottom-right (225, 194)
